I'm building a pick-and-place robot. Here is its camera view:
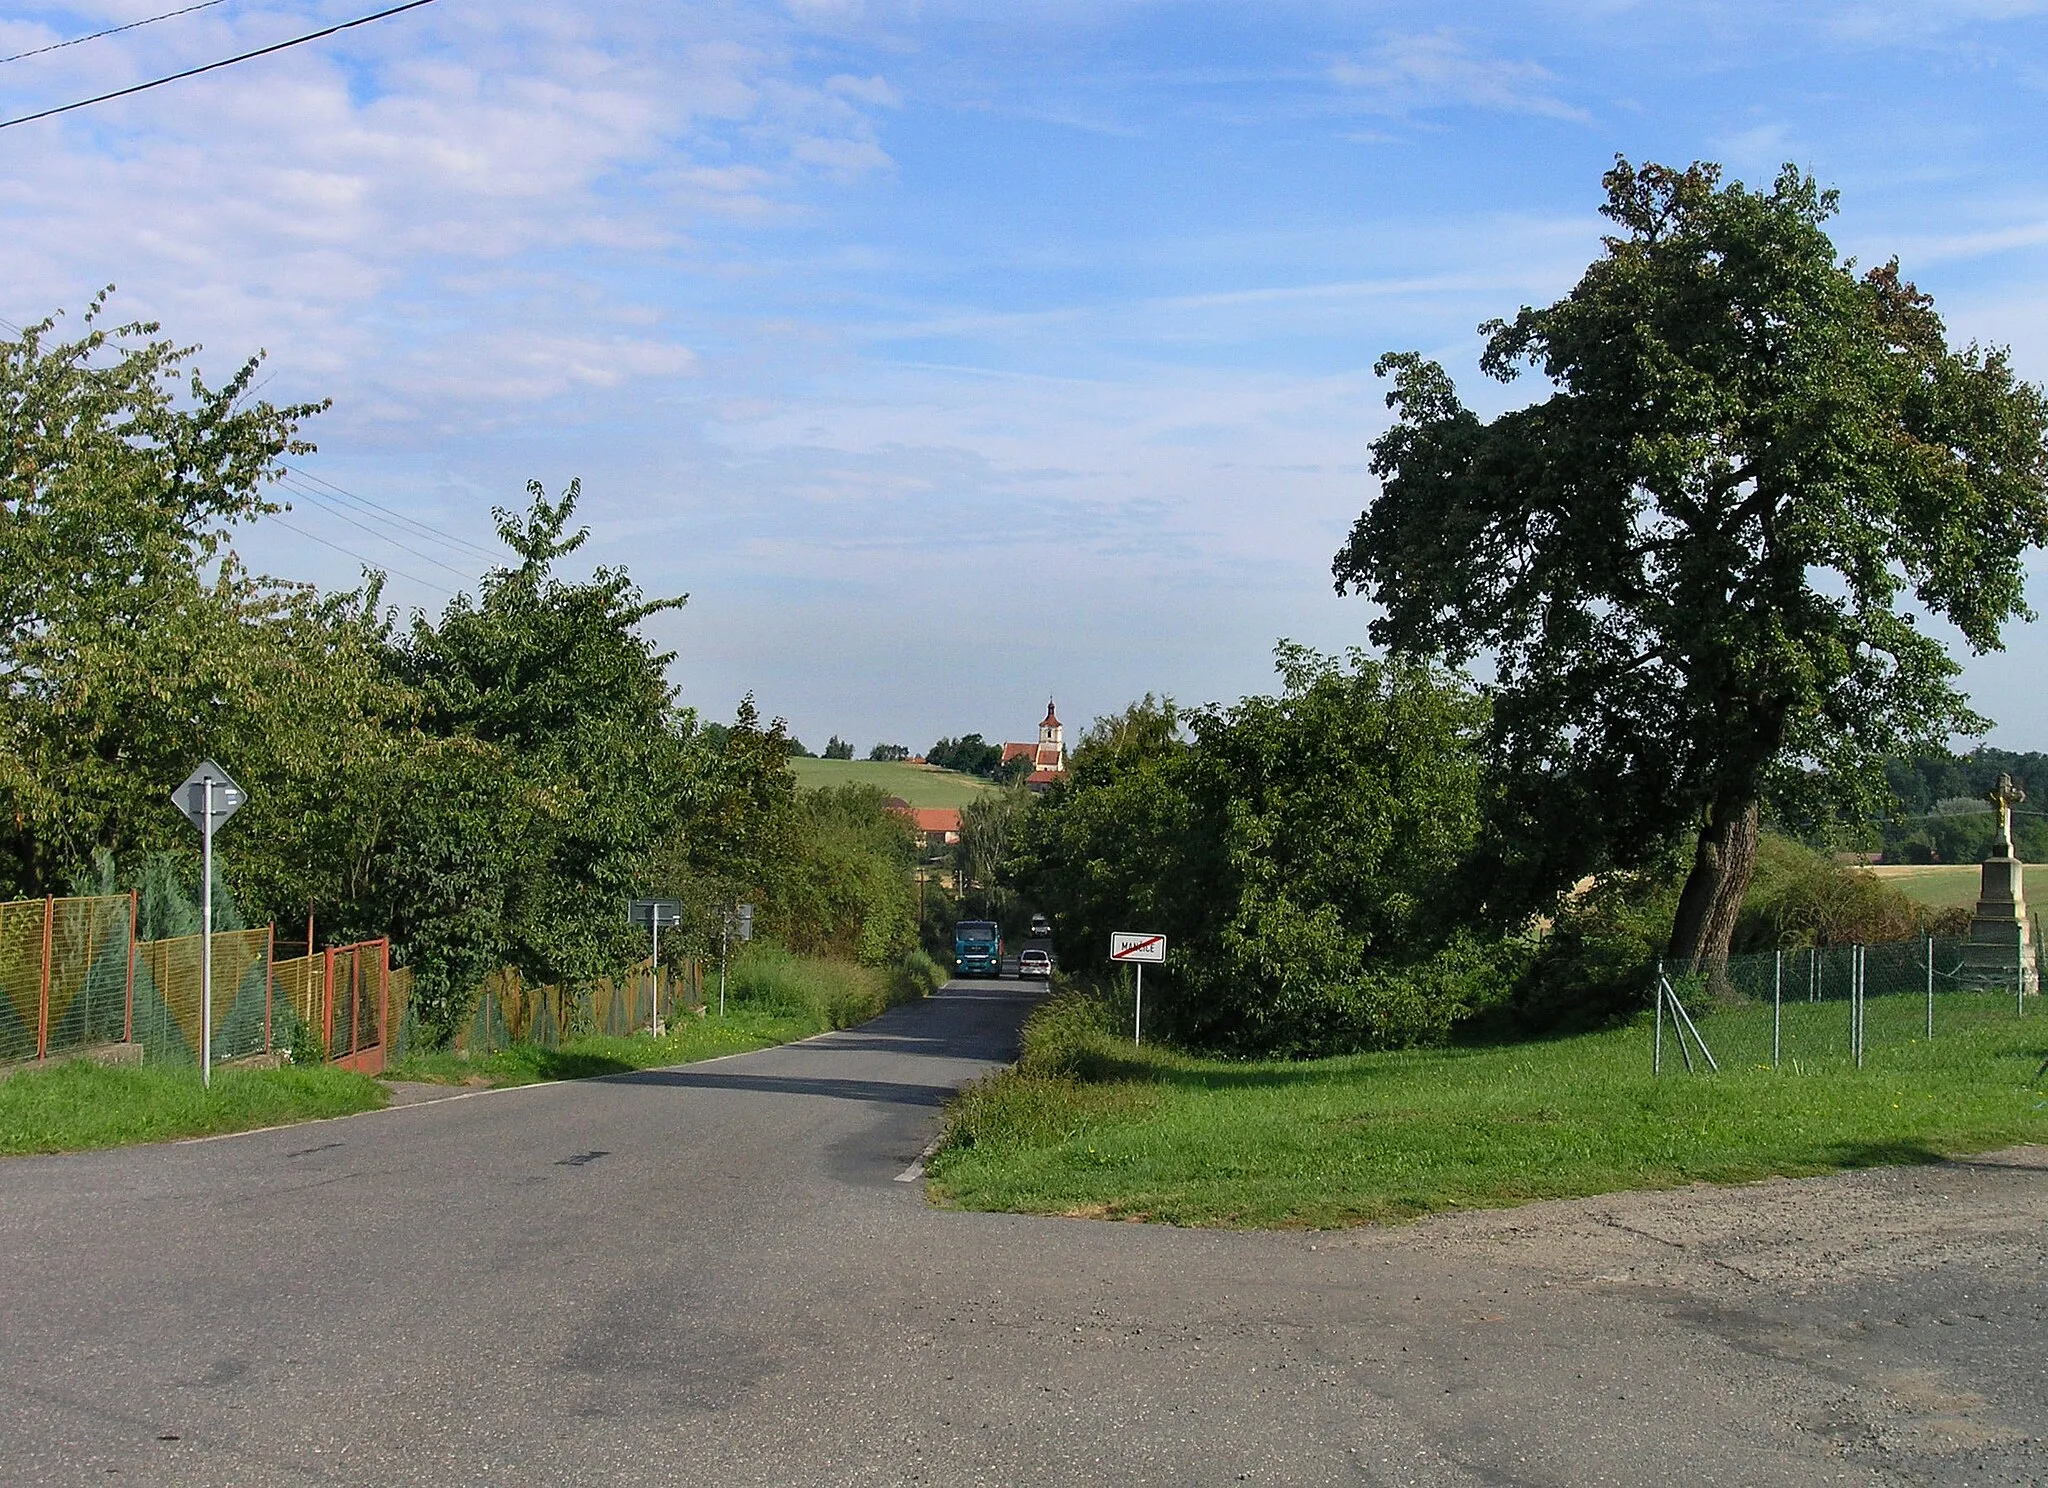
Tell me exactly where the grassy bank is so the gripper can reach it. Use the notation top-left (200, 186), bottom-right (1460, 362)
top-left (928, 992), bottom-right (2048, 1228)
top-left (0, 1060), bottom-right (386, 1157)
top-left (389, 947), bottom-right (946, 1090)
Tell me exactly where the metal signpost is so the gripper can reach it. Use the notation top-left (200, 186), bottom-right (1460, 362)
top-left (718, 903), bottom-right (754, 1017)
top-left (172, 761), bottom-right (246, 1087)
top-left (627, 899), bottom-right (682, 1036)
top-left (1110, 932), bottom-right (1166, 1046)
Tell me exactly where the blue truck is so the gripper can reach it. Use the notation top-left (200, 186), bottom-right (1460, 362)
top-left (953, 919), bottom-right (1003, 977)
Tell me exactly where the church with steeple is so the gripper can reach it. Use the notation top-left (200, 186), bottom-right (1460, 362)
top-left (1001, 699), bottom-right (1067, 791)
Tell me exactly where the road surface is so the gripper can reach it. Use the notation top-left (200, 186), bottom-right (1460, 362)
top-left (1, 978), bottom-right (2043, 1485)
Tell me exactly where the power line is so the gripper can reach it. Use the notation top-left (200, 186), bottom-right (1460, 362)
top-left (261, 510), bottom-right (454, 596)
top-left (0, 0), bottom-right (442, 131)
top-left (2, 0), bottom-right (234, 67)
top-left (274, 473), bottom-right (482, 584)
top-left (281, 462), bottom-right (504, 563)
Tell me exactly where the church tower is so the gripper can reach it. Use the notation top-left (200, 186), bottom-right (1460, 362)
top-left (1034, 699), bottom-right (1065, 774)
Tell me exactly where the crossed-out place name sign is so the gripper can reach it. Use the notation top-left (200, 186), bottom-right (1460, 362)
top-left (1110, 932), bottom-right (1165, 963)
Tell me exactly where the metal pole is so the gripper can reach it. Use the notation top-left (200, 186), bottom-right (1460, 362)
top-left (36, 895), bottom-right (53, 1061)
top-left (2020, 937), bottom-right (2028, 1018)
top-left (125, 889), bottom-right (137, 1046)
top-left (1773, 949), bottom-right (1782, 1069)
top-left (1854, 945), bottom-right (1864, 1069)
top-left (201, 776), bottom-right (214, 1087)
top-left (719, 917), bottom-right (728, 1017)
top-left (1926, 933), bottom-right (1934, 1040)
top-left (1654, 964), bottom-right (1664, 1075)
top-left (1134, 962), bottom-right (1143, 1048)
top-left (264, 923), bottom-right (275, 1055)
top-left (650, 917), bottom-right (663, 1038)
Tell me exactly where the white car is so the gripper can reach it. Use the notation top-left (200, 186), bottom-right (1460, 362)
top-left (1028, 914), bottom-right (1052, 937)
top-left (1017, 948), bottom-right (1053, 980)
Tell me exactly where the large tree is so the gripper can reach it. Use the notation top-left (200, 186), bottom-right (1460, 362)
top-left (1334, 160), bottom-right (2048, 968)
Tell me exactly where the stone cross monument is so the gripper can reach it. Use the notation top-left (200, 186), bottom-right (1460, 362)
top-left (1961, 773), bottom-right (2037, 992)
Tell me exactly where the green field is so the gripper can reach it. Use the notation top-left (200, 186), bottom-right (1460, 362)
top-left (928, 992), bottom-right (2048, 1228)
top-left (788, 757), bottom-right (996, 808)
top-left (1863, 863), bottom-right (1993, 912)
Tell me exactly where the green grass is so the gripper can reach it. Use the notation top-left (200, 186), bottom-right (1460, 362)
top-left (1863, 863), bottom-right (1991, 912)
top-left (0, 1060), bottom-right (386, 1157)
top-left (787, 757), bottom-right (996, 808)
top-left (387, 947), bottom-right (948, 1090)
top-left (927, 992), bottom-right (2048, 1228)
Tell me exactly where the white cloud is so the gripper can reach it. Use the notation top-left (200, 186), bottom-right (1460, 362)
top-left (1329, 31), bottom-right (1590, 122)
top-left (0, 2), bottom-right (900, 424)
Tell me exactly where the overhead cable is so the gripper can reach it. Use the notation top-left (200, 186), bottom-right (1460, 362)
top-left (2, 0), bottom-right (234, 67)
top-left (282, 462), bottom-right (504, 564)
top-left (275, 474), bottom-right (482, 584)
top-left (261, 510), bottom-right (454, 596)
top-left (0, 0), bottom-right (442, 131)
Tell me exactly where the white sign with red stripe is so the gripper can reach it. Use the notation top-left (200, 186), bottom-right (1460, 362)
top-left (1110, 932), bottom-right (1166, 963)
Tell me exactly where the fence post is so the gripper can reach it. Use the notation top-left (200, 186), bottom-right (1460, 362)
top-left (264, 925), bottom-right (275, 1055)
top-left (125, 889), bottom-right (138, 1046)
top-left (36, 895), bottom-right (54, 1061)
top-left (1653, 958), bottom-right (1664, 1075)
top-left (1773, 949), bottom-right (1782, 1069)
top-left (1925, 934), bottom-right (1934, 1040)
top-left (1855, 945), bottom-right (1865, 1069)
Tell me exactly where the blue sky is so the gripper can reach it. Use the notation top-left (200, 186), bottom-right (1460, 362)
top-left (5, 1), bottom-right (2048, 752)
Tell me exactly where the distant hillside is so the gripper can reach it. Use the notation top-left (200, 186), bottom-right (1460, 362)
top-left (787, 758), bottom-right (997, 809)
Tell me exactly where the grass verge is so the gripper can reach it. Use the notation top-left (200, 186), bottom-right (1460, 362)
top-left (927, 992), bottom-right (2048, 1228)
top-left (0, 1060), bottom-right (386, 1157)
top-left (388, 947), bottom-right (947, 1090)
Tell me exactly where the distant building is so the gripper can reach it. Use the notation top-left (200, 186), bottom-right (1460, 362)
top-left (887, 798), bottom-right (961, 849)
top-left (1001, 699), bottom-right (1067, 791)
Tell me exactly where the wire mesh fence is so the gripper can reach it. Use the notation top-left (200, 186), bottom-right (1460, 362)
top-left (0, 894), bottom-right (418, 1076)
top-left (1655, 933), bottom-right (2039, 1074)
top-left (0, 895), bottom-right (137, 1064)
top-left (457, 960), bottom-right (704, 1057)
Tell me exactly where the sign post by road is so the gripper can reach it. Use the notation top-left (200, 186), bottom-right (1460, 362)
top-left (1110, 932), bottom-right (1166, 1047)
top-left (627, 900), bottom-right (682, 1036)
top-left (172, 761), bottom-right (246, 1087)
top-left (719, 903), bottom-right (754, 1017)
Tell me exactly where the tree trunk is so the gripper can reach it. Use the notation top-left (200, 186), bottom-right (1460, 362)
top-left (1668, 793), bottom-right (1761, 973)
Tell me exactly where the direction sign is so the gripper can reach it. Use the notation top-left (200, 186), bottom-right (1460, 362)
top-left (1110, 932), bottom-right (1165, 963)
top-left (628, 899), bottom-right (682, 928)
top-left (172, 760), bottom-right (245, 833)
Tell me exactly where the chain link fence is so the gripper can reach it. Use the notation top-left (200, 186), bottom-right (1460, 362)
top-left (1, 894), bottom-right (418, 1075)
top-left (456, 961), bottom-right (704, 1056)
top-left (1655, 932), bottom-right (2038, 1073)
top-left (0, 895), bottom-right (137, 1064)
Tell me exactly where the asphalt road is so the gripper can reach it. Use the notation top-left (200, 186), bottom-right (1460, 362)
top-left (1, 979), bottom-right (2043, 1486)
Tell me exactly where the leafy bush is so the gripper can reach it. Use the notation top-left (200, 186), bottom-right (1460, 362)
top-left (1010, 648), bottom-right (1492, 1057)
top-left (726, 944), bottom-right (938, 1029)
top-left (1734, 835), bottom-right (1929, 949)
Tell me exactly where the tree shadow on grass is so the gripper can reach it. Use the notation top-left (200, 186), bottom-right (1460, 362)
top-left (1813, 1137), bottom-right (1950, 1170)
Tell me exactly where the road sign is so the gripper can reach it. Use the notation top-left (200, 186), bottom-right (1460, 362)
top-left (172, 761), bottom-right (247, 1088)
top-left (172, 760), bottom-right (245, 832)
top-left (736, 903), bottom-right (754, 942)
top-left (1110, 932), bottom-right (1165, 1048)
top-left (628, 900), bottom-right (682, 1036)
top-left (1110, 932), bottom-right (1165, 963)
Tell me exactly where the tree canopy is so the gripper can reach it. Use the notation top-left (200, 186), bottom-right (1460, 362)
top-left (1333, 159), bottom-right (2048, 967)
